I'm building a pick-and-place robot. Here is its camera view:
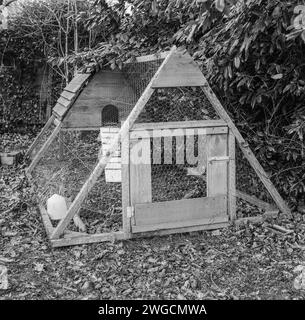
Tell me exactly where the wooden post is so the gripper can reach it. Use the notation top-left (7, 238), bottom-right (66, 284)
top-left (121, 132), bottom-right (131, 236)
top-left (50, 46), bottom-right (177, 239)
top-left (228, 130), bottom-right (236, 221)
top-left (207, 133), bottom-right (228, 197)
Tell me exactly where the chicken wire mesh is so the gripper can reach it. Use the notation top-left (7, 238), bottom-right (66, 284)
top-left (28, 55), bottom-right (279, 235)
top-left (135, 87), bottom-right (220, 123)
top-left (129, 86), bottom-right (220, 204)
top-left (147, 134), bottom-right (208, 203)
top-left (29, 129), bottom-right (123, 234)
top-left (235, 143), bottom-right (276, 219)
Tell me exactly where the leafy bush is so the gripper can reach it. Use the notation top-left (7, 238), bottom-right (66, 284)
top-left (195, 0), bottom-right (305, 205)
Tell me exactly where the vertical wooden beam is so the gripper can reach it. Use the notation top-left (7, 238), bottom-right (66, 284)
top-left (228, 130), bottom-right (236, 221)
top-left (207, 134), bottom-right (228, 197)
top-left (27, 121), bottom-right (62, 175)
top-left (25, 115), bottom-right (55, 158)
top-left (201, 83), bottom-right (291, 215)
top-left (121, 132), bottom-right (131, 236)
top-left (129, 135), bottom-right (152, 205)
top-left (50, 46), bottom-right (177, 239)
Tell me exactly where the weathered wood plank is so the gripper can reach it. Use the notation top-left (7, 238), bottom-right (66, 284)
top-left (51, 231), bottom-right (126, 247)
top-left (64, 73), bottom-right (91, 93)
top-left (131, 126), bottom-right (228, 139)
top-left (124, 51), bottom-right (169, 64)
top-left (50, 46), bottom-right (178, 239)
top-left (228, 130), bottom-right (236, 221)
top-left (152, 49), bottom-right (206, 87)
top-left (53, 103), bottom-right (67, 119)
top-left (38, 204), bottom-right (54, 237)
top-left (207, 134), bottom-right (228, 197)
top-left (134, 195), bottom-right (227, 229)
top-left (57, 96), bottom-right (71, 108)
top-left (132, 120), bottom-right (227, 131)
top-left (61, 90), bottom-right (76, 101)
top-left (130, 136), bottom-right (152, 204)
top-left (132, 215), bottom-right (228, 233)
top-left (131, 222), bottom-right (229, 238)
top-left (201, 82), bottom-right (291, 214)
top-left (121, 133), bottom-right (131, 235)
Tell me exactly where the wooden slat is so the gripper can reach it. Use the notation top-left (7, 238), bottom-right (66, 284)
top-left (131, 127), bottom-right (227, 139)
top-left (64, 74), bottom-right (91, 93)
top-left (236, 190), bottom-right (275, 210)
top-left (124, 51), bottom-right (169, 64)
top-left (61, 90), bottom-right (76, 101)
top-left (152, 49), bottom-right (207, 88)
top-left (53, 103), bottom-right (67, 118)
top-left (121, 133), bottom-right (131, 235)
top-left (130, 137), bottom-right (152, 204)
top-left (131, 222), bottom-right (229, 238)
top-left (61, 127), bottom-right (100, 131)
top-left (201, 83), bottom-right (291, 215)
top-left (25, 115), bottom-right (55, 158)
top-left (51, 231), bottom-right (126, 248)
top-left (50, 46), bottom-right (178, 239)
top-left (228, 130), bottom-right (236, 221)
top-left (133, 215), bottom-right (228, 233)
top-left (38, 204), bottom-right (88, 241)
top-left (207, 134), bottom-right (228, 197)
top-left (57, 96), bottom-right (71, 108)
top-left (132, 120), bottom-right (227, 131)
top-left (38, 204), bottom-right (54, 237)
top-left (27, 122), bottom-right (62, 175)
top-left (134, 195), bottom-right (227, 229)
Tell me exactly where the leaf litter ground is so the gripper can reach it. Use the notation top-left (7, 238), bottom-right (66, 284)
top-left (1, 133), bottom-right (305, 300)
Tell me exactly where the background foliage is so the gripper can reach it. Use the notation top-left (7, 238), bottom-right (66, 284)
top-left (1, 0), bottom-right (305, 205)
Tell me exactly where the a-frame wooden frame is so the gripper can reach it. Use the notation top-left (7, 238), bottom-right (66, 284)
top-left (27, 46), bottom-right (290, 247)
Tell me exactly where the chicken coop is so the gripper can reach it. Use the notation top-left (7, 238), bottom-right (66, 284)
top-left (26, 46), bottom-right (290, 248)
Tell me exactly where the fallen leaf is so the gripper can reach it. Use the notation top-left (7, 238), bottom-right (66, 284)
top-left (0, 265), bottom-right (8, 290)
top-left (34, 263), bottom-right (44, 272)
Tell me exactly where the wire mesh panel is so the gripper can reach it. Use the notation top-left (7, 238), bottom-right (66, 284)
top-left (235, 143), bottom-right (276, 219)
top-left (30, 129), bottom-right (123, 234)
top-left (28, 121), bottom-right (57, 159)
top-left (150, 133), bottom-right (208, 203)
top-left (122, 59), bottom-right (164, 103)
top-left (135, 87), bottom-right (220, 123)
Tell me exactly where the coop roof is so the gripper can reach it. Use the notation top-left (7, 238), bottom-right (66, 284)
top-left (53, 73), bottom-right (91, 119)
top-left (52, 51), bottom-right (171, 121)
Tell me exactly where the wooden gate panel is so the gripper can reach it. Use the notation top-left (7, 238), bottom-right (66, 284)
top-left (132, 195), bottom-right (227, 233)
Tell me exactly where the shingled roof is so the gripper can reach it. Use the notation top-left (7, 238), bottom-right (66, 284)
top-left (52, 73), bottom-right (92, 120)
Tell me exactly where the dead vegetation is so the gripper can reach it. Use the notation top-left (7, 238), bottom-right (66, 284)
top-left (1, 133), bottom-right (305, 300)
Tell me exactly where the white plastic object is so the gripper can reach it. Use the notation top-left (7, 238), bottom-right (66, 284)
top-left (47, 194), bottom-right (68, 220)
